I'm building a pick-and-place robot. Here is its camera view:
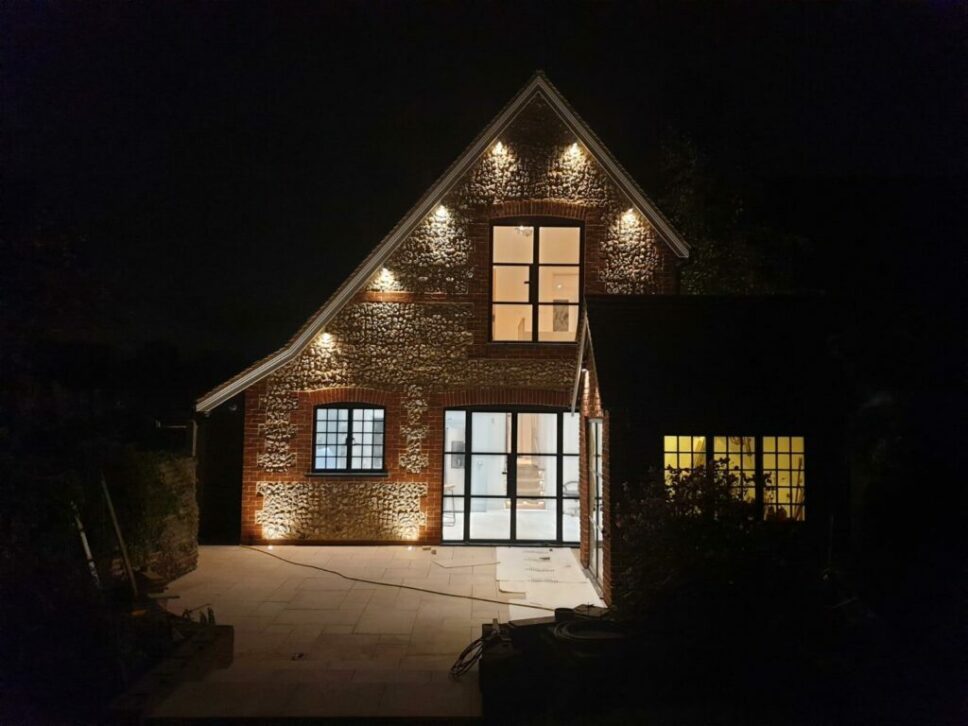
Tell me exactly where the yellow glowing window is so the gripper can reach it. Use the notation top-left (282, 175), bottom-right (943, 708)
top-left (713, 435), bottom-right (757, 502)
top-left (762, 436), bottom-right (805, 521)
top-left (661, 434), bottom-right (806, 520)
top-left (663, 435), bottom-right (706, 482)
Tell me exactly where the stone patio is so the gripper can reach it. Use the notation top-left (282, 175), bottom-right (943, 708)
top-left (149, 544), bottom-right (601, 719)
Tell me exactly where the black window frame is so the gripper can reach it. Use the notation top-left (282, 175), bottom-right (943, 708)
top-left (311, 403), bottom-right (387, 475)
top-left (441, 407), bottom-right (581, 545)
top-left (489, 218), bottom-right (584, 344)
top-left (661, 434), bottom-right (806, 521)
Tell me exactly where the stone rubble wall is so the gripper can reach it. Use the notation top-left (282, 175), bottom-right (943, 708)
top-left (246, 96), bottom-right (673, 542)
top-left (255, 481), bottom-right (427, 541)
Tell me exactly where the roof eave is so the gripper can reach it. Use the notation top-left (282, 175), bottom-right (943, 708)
top-left (196, 72), bottom-right (688, 413)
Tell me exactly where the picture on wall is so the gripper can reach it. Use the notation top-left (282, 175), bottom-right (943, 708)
top-left (553, 300), bottom-right (570, 332)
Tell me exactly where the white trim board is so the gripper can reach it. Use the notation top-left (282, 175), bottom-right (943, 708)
top-left (196, 72), bottom-right (689, 413)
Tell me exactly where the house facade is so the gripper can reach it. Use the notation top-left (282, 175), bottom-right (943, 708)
top-left (196, 73), bottom-right (692, 601)
top-left (576, 296), bottom-right (846, 601)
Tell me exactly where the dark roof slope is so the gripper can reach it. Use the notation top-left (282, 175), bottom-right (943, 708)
top-left (583, 295), bottom-right (841, 430)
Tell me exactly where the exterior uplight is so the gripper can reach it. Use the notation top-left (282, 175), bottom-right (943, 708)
top-left (568, 142), bottom-right (581, 157)
top-left (493, 141), bottom-right (506, 155)
top-left (435, 205), bottom-right (449, 220)
top-left (622, 208), bottom-right (637, 224)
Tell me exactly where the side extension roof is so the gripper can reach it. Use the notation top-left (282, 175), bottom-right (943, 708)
top-left (197, 71), bottom-right (690, 413)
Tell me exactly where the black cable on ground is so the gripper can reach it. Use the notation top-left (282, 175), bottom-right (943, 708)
top-left (240, 545), bottom-right (554, 612)
top-left (449, 627), bottom-right (500, 679)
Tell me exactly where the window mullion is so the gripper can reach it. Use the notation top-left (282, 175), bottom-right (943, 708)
top-left (755, 435), bottom-right (764, 518)
top-left (346, 409), bottom-right (355, 471)
top-left (531, 228), bottom-right (539, 342)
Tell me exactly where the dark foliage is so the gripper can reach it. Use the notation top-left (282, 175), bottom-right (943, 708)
top-left (0, 330), bottom-right (197, 721)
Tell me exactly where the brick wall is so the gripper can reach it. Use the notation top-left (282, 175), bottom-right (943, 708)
top-left (578, 351), bottom-right (613, 603)
top-left (242, 378), bottom-right (574, 545)
top-left (235, 95), bottom-right (679, 553)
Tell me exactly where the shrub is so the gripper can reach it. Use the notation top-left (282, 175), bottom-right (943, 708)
top-left (611, 461), bottom-right (759, 617)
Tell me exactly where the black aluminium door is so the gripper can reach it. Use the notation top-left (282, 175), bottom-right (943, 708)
top-left (442, 410), bottom-right (580, 544)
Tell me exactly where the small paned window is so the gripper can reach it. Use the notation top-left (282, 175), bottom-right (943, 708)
top-left (491, 223), bottom-right (581, 343)
top-left (313, 405), bottom-right (385, 472)
top-left (663, 435), bottom-right (706, 482)
top-left (763, 436), bottom-right (805, 522)
top-left (713, 435), bottom-right (757, 502)
top-left (663, 434), bottom-right (806, 521)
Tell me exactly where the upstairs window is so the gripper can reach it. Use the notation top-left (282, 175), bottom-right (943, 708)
top-left (491, 223), bottom-right (581, 342)
top-left (313, 405), bottom-right (385, 473)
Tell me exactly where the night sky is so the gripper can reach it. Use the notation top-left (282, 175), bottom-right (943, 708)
top-left (3, 3), bottom-right (964, 392)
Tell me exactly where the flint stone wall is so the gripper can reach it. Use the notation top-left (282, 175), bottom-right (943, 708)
top-left (247, 95), bottom-right (672, 542)
top-left (256, 481), bottom-right (428, 541)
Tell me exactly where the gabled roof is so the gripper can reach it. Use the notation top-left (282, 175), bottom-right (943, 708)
top-left (197, 71), bottom-right (690, 413)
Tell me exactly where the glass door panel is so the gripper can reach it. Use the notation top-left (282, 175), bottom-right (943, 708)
top-left (445, 410), bottom-right (582, 544)
top-left (515, 455), bottom-right (556, 500)
top-left (469, 498), bottom-right (510, 540)
top-left (516, 499), bottom-right (557, 540)
top-left (471, 411), bottom-right (510, 452)
top-left (516, 413), bottom-right (558, 454)
top-left (442, 497), bottom-right (465, 541)
top-left (471, 455), bottom-right (508, 496)
top-left (444, 460), bottom-right (465, 496)
top-left (562, 453), bottom-right (580, 544)
top-left (562, 499), bottom-right (580, 542)
top-left (562, 413), bottom-right (580, 454)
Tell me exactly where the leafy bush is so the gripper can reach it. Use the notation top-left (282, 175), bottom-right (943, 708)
top-left (610, 462), bottom-right (825, 699)
top-left (611, 460), bottom-right (760, 617)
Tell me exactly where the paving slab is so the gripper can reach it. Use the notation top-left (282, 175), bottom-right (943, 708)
top-left (150, 544), bottom-right (596, 719)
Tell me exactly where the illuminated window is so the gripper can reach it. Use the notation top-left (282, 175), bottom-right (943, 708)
top-left (763, 436), bottom-right (805, 522)
top-left (663, 435), bottom-right (706, 482)
top-left (662, 434), bottom-right (806, 520)
top-left (491, 222), bottom-right (581, 342)
top-left (313, 405), bottom-right (385, 472)
top-left (713, 435), bottom-right (757, 502)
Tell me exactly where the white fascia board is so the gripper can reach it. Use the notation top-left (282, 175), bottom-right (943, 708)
top-left (196, 74), bottom-right (687, 413)
top-left (196, 78), bottom-right (548, 413)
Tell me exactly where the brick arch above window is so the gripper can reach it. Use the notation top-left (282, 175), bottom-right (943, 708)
top-left (438, 387), bottom-right (571, 409)
top-left (302, 387), bottom-right (395, 407)
top-left (488, 200), bottom-right (601, 223)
